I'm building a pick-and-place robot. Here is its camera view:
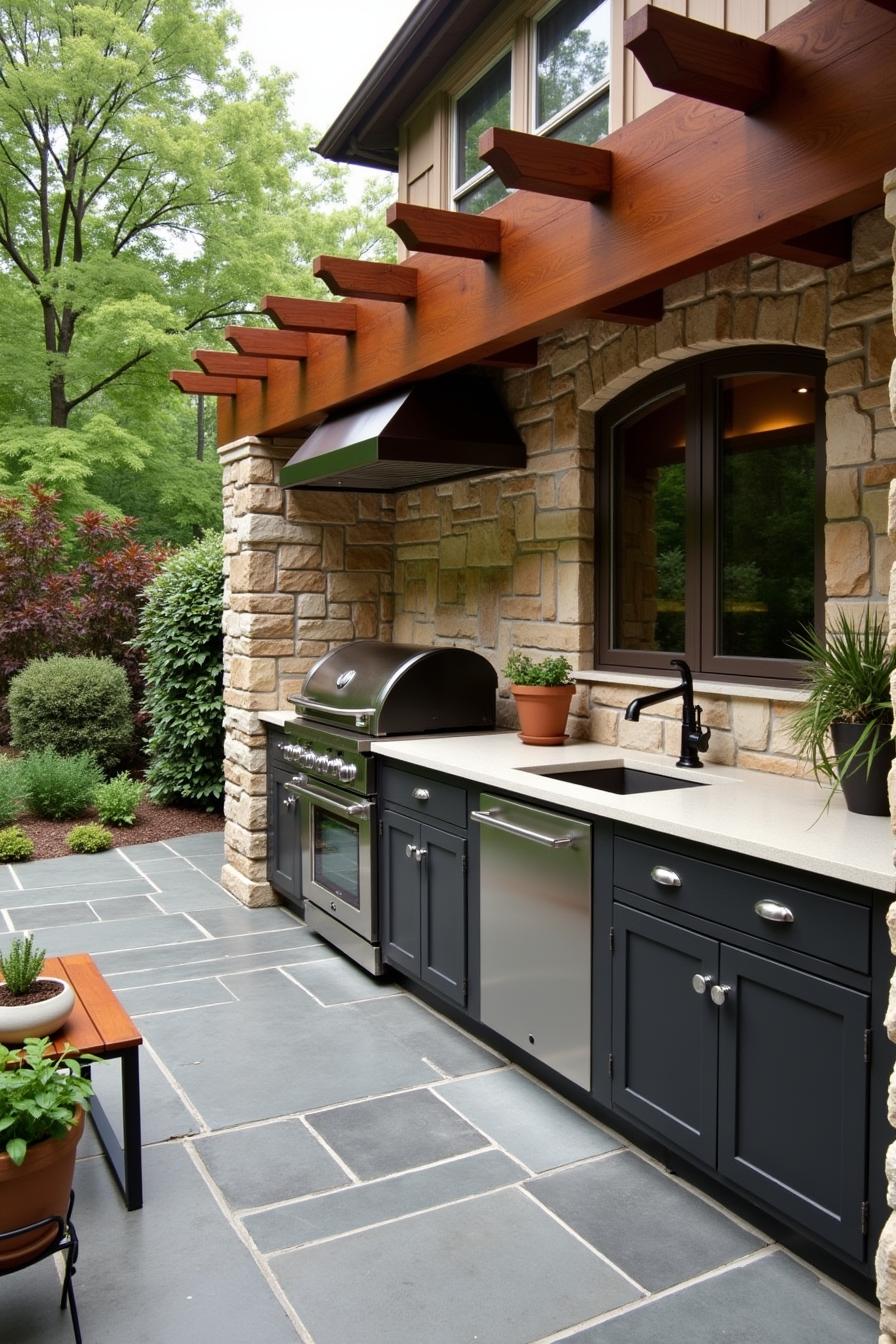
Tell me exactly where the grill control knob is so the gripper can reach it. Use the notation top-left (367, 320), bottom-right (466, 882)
top-left (299, 748), bottom-right (316, 768)
top-left (338, 761), bottom-right (358, 783)
top-left (282, 744), bottom-right (300, 761)
top-left (312, 753), bottom-right (330, 772)
top-left (325, 756), bottom-right (341, 777)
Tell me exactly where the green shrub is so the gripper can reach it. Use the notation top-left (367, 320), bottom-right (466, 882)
top-left (8, 655), bottom-right (133, 769)
top-left (67, 823), bottom-right (113, 854)
top-left (21, 748), bottom-right (103, 820)
top-left (0, 826), bottom-right (34, 862)
top-left (0, 758), bottom-right (22, 826)
top-left (0, 934), bottom-right (45, 994)
top-left (140, 534), bottom-right (224, 809)
top-left (94, 773), bottom-right (144, 827)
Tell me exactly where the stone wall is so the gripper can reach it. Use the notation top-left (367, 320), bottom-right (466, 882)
top-left (218, 436), bottom-right (394, 906)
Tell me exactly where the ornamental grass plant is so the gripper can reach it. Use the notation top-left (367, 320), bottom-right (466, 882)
top-left (0, 934), bottom-right (45, 996)
top-left (21, 749), bottom-right (103, 821)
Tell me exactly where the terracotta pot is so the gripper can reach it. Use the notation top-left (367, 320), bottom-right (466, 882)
top-left (511, 683), bottom-right (575, 746)
top-left (0, 1107), bottom-right (84, 1270)
top-left (0, 978), bottom-right (75, 1045)
top-left (831, 719), bottom-right (895, 817)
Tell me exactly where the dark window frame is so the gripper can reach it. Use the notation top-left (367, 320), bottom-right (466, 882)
top-left (596, 346), bottom-right (826, 685)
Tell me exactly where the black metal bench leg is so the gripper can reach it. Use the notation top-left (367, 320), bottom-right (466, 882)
top-left (121, 1047), bottom-right (143, 1210)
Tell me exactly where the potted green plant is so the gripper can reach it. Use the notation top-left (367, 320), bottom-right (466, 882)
top-left (0, 935), bottom-right (75, 1044)
top-left (503, 652), bottom-right (575, 745)
top-left (0, 1037), bottom-right (94, 1270)
top-left (790, 609), bottom-right (896, 816)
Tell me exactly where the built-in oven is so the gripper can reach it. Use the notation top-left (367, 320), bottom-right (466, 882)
top-left (286, 773), bottom-right (376, 943)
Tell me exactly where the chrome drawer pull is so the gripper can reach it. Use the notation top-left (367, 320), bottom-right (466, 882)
top-left (692, 974), bottom-right (713, 995)
top-left (405, 844), bottom-right (426, 863)
top-left (470, 809), bottom-right (576, 848)
top-left (412, 788), bottom-right (430, 801)
top-left (754, 899), bottom-right (794, 924)
top-left (710, 984), bottom-right (731, 1007)
top-left (651, 865), bottom-right (681, 889)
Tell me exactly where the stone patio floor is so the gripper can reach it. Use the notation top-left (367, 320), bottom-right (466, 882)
top-left (0, 833), bottom-right (880, 1343)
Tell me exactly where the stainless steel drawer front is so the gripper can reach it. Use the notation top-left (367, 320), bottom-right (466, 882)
top-left (476, 794), bottom-right (592, 1090)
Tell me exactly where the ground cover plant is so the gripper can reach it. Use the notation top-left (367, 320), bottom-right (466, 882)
top-left (21, 749), bottom-right (103, 822)
top-left (67, 824), bottom-right (113, 854)
top-left (0, 826), bottom-right (33, 862)
top-left (9, 655), bottom-right (133, 769)
top-left (94, 775), bottom-right (144, 827)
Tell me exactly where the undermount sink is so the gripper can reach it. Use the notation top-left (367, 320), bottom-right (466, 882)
top-left (529, 766), bottom-right (707, 795)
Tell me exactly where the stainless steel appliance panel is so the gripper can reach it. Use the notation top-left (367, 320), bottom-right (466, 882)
top-left (475, 793), bottom-right (592, 1089)
top-left (290, 775), bottom-right (377, 941)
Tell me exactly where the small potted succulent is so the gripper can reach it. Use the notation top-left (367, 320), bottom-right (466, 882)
top-left (0, 935), bottom-right (75, 1044)
top-left (503, 652), bottom-right (575, 745)
top-left (0, 1036), bottom-right (94, 1270)
top-left (790, 609), bottom-right (896, 816)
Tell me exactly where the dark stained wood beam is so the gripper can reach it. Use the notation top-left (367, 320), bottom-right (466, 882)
top-left (313, 255), bottom-right (418, 303)
top-left (865, 0), bottom-right (896, 10)
top-left (386, 202), bottom-right (502, 259)
top-left (261, 296), bottom-right (357, 334)
top-left (478, 127), bottom-right (612, 201)
top-left (624, 6), bottom-right (775, 113)
top-left (476, 340), bottom-right (539, 368)
top-left (225, 327), bottom-right (308, 359)
top-left (763, 220), bottom-right (852, 268)
top-left (592, 292), bottom-right (664, 326)
top-left (193, 350), bottom-right (269, 380)
top-left (217, 0), bottom-right (896, 443)
top-left (170, 371), bottom-right (237, 396)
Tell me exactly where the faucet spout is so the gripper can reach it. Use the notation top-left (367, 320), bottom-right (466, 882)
top-left (623, 659), bottom-right (710, 768)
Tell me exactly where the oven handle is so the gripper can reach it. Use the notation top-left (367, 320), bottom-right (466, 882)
top-left (285, 776), bottom-right (374, 818)
top-left (290, 695), bottom-right (377, 725)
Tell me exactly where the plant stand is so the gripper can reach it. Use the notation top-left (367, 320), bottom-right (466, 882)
top-left (0, 1190), bottom-right (82, 1344)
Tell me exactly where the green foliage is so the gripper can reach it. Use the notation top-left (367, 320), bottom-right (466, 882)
top-left (94, 775), bottom-right (144, 828)
top-left (0, 1038), bottom-right (95, 1166)
top-left (9, 656), bottom-right (133, 770)
top-left (140, 534), bottom-right (224, 807)
top-left (0, 760), bottom-right (23, 827)
top-left (0, 934), bottom-right (45, 995)
top-left (0, 826), bottom-right (34, 863)
top-left (21, 750), bottom-right (103, 821)
top-left (503, 652), bottom-right (573, 687)
top-left (790, 609), bottom-right (896, 791)
top-left (67, 824), bottom-right (113, 854)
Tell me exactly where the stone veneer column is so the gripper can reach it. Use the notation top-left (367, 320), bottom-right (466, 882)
top-left (877, 168), bottom-right (896, 1342)
top-left (217, 435), bottom-right (394, 907)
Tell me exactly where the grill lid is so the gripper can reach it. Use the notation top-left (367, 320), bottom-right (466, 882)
top-left (290, 640), bottom-right (497, 736)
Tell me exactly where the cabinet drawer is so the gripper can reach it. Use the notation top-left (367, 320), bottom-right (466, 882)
top-left (614, 837), bottom-right (870, 974)
top-left (380, 765), bottom-right (467, 829)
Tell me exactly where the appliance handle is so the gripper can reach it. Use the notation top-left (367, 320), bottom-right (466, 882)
top-left (286, 777), bottom-right (374, 818)
top-left (290, 695), bottom-right (377, 723)
top-left (469, 809), bottom-right (576, 849)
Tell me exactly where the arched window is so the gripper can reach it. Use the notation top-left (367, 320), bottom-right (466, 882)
top-left (597, 347), bottom-right (824, 683)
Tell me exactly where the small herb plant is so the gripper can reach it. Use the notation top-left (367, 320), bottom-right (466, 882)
top-left (67, 823), bottom-right (113, 854)
top-left (0, 1037), bottom-right (95, 1165)
top-left (21, 749), bottom-right (103, 821)
top-left (94, 773), bottom-right (144, 827)
top-left (0, 826), bottom-right (33, 863)
top-left (503, 652), bottom-right (573, 687)
top-left (0, 934), bottom-right (46, 996)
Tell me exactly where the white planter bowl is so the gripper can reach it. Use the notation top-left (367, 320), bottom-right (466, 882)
top-left (0, 978), bottom-right (76, 1044)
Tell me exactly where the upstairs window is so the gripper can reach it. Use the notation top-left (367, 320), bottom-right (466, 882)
top-left (453, 51), bottom-right (512, 214)
top-left (534, 0), bottom-right (611, 144)
top-left (597, 348), bottom-right (824, 684)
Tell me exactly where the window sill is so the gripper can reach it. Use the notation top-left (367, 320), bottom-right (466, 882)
top-left (575, 669), bottom-right (809, 704)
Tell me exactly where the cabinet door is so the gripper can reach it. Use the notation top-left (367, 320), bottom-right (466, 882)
top-left (268, 767), bottom-right (301, 905)
top-left (612, 904), bottom-right (718, 1165)
top-left (420, 824), bottom-right (466, 1007)
top-left (717, 945), bottom-right (869, 1259)
top-left (381, 810), bottom-right (421, 977)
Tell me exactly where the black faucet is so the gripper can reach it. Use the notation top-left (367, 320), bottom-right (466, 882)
top-left (623, 659), bottom-right (711, 769)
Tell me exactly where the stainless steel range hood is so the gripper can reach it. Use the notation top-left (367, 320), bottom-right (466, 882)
top-left (279, 372), bottom-right (525, 492)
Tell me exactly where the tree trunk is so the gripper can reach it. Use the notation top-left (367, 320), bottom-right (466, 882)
top-left (49, 374), bottom-right (68, 428)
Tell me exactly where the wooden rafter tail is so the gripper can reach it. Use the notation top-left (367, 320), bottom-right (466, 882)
top-left (192, 349), bottom-right (269, 380)
top-left (386, 202), bottom-right (501, 260)
top-left (591, 291), bottom-right (664, 327)
top-left (261, 296), bottom-right (358, 334)
top-left (476, 341), bottom-right (539, 368)
top-left (313, 255), bottom-right (418, 303)
top-left (169, 370), bottom-right (238, 395)
top-left (478, 128), bottom-right (612, 201)
top-left (623, 7), bottom-right (775, 113)
top-left (225, 326), bottom-right (309, 359)
top-left (763, 220), bottom-right (852, 269)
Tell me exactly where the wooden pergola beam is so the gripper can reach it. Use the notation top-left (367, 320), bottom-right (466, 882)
top-left (592, 292), bottom-right (664, 326)
top-left (313, 255), bottom-right (418, 303)
top-left (476, 340), bottom-right (539, 368)
top-left (170, 371), bottom-right (237, 396)
top-left (225, 327), bottom-right (308, 359)
top-left (193, 350), bottom-right (269, 380)
top-left (865, 0), bottom-right (896, 10)
top-left (763, 220), bottom-right (853, 269)
top-left (478, 127), bottom-right (612, 201)
top-left (386, 202), bottom-right (502, 259)
top-left (261, 296), bottom-right (357, 334)
top-left (217, 1), bottom-right (896, 443)
top-left (624, 6), bottom-right (775, 113)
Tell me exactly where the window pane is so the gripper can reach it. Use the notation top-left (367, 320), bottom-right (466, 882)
top-left (457, 173), bottom-right (509, 215)
top-left (612, 388), bottom-right (687, 653)
top-left (537, 0), bottom-right (610, 129)
top-left (717, 372), bottom-right (816, 661)
top-left (456, 53), bottom-right (512, 189)
top-left (548, 90), bottom-right (609, 145)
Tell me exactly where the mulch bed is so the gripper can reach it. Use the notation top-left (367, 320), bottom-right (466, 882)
top-left (13, 801), bottom-right (224, 862)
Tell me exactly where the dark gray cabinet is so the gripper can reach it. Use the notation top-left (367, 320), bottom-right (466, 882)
top-left (266, 733), bottom-right (301, 909)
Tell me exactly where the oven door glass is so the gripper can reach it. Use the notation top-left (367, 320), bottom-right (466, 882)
top-left (313, 810), bottom-right (361, 909)
top-left (295, 778), bottom-right (376, 940)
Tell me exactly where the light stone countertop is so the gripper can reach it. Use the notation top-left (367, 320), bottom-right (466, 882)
top-left (369, 731), bottom-right (896, 895)
top-left (258, 710), bottom-right (295, 728)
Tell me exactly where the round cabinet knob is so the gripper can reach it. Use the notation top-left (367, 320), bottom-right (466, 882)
top-left (692, 974), bottom-right (713, 995)
top-left (339, 761), bottom-right (357, 783)
top-left (710, 984), bottom-right (731, 1007)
